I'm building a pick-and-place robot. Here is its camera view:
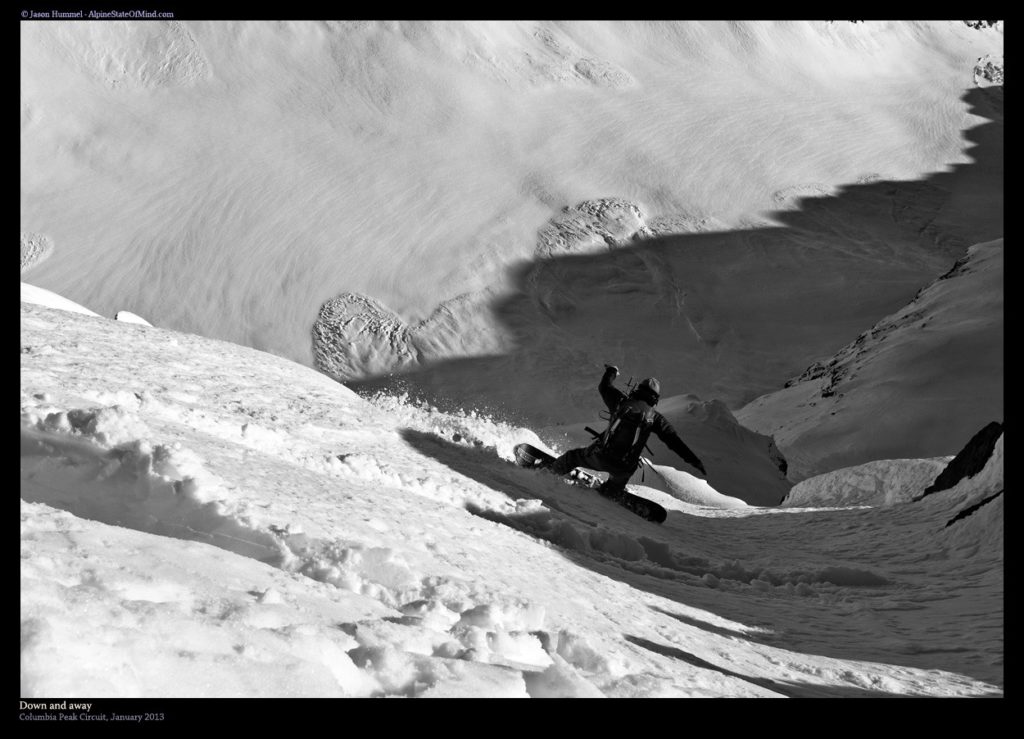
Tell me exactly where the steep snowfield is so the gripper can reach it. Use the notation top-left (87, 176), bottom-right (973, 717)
top-left (737, 238), bottom-right (1002, 480)
top-left (20, 301), bottom-right (1002, 696)
top-left (21, 21), bottom-right (1002, 412)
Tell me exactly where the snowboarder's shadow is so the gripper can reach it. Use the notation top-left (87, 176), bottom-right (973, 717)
top-left (399, 428), bottom-right (573, 510)
top-left (623, 635), bottom-right (909, 698)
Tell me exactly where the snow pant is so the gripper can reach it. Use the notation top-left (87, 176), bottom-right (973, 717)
top-left (550, 446), bottom-right (634, 492)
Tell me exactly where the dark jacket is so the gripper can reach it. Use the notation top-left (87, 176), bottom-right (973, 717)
top-left (595, 369), bottom-right (704, 472)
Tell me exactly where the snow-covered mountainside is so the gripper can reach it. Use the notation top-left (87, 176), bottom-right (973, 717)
top-left (21, 22), bottom-right (1002, 422)
top-left (20, 300), bottom-right (1002, 697)
top-left (20, 19), bottom-right (1003, 701)
top-left (736, 238), bottom-right (1002, 481)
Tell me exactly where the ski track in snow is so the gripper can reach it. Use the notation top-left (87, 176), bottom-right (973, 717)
top-left (20, 303), bottom-right (1002, 697)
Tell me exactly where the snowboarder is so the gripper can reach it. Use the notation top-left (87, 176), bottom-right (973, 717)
top-left (547, 364), bottom-right (706, 497)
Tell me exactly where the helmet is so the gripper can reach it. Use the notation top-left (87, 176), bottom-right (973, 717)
top-left (633, 377), bottom-right (661, 404)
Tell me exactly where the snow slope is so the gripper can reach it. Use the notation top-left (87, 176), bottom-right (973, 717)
top-left (20, 300), bottom-right (1002, 696)
top-left (21, 282), bottom-right (100, 318)
top-left (736, 238), bottom-right (1003, 480)
top-left (21, 21), bottom-right (1002, 411)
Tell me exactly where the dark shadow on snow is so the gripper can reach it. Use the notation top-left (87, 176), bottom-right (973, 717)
top-left (402, 425), bottom-right (1003, 693)
top-left (624, 635), bottom-right (908, 698)
top-left (400, 427), bottom-right (608, 527)
top-left (353, 88), bottom-right (1003, 463)
top-left (650, 605), bottom-right (772, 643)
top-left (389, 87), bottom-right (1003, 692)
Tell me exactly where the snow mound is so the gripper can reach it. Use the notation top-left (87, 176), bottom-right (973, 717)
top-left (21, 282), bottom-right (100, 317)
top-left (20, 232), bottom-right (54, 274)
top-left (115, 310), bottom-right (153, 326)
top-left (784, 457), bottom-right (951, 508)
top-left (651, 464), bottom-right (749, 509)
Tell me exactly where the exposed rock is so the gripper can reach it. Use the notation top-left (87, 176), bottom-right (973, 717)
top-left (916, 422), bottom-right (1003, 500)
top-left (974, 54), bottom-right (1003, 87)
top-left (767, 436), bottom-right (788, 478)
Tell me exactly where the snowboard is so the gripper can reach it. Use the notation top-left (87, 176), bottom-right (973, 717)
top-left (513, 443), bottom-right (667, 524)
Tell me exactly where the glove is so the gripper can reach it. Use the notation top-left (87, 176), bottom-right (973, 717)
top-left (603, 364), bottom-right (619, 379)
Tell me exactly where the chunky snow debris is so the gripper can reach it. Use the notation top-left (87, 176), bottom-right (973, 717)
top-left (973, 54), bottom-right (1003, 87)
top-left (20, 302), bottom-right (1003, 696)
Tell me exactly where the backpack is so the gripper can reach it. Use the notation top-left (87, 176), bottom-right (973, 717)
top-left (595, 399), bottom-right (656, 467)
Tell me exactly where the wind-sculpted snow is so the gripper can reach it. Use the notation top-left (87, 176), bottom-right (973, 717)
top-left (460, 24), bottom-right (635, 90)
top-left (21, 301), bottom-right (1003, 696)
top-left (43, 21), bottom-right (209, 89)
top-left (20, 21), bottom-right (1002, 376)
top-left (535, 198), bottom-right (649, 258)
top-left (313, 291), bottom-right (510, 383)
top-left (783, 457), bottom-right (951, 508)
top-left (313, 294), bottom-right (419, 380)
